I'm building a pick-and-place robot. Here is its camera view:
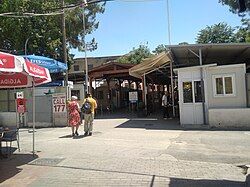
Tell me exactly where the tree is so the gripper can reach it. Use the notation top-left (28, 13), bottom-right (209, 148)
top-left (219, 0), bottom-right (250, 15)
top-left (117, 45), bottom-right (152, 64)
top-left (234, 18), bottom-right (250, 43)
top-left (0, 0), bottom-right (105, 65)
top-left (196, 22), bottom-right (236, 43)
top-left (218, 1), bottom-right (249, 43)
top-left (178, 42), bottom-right (189, 45)
top-left (152, 44), bottom-right (167, 54)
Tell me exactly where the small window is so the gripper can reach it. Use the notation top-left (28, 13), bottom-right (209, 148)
top-left (183, 82), bottom-right (193, 103)
top-left (225, 77), bottom-right (233, 94)
top-left (194, 81), bottom-right (202, 103)
top-left (215, 77), bottom-right (223, 95)
top-left (73, 65), bottom-right (79, 71)
top-left (213, 74), bottom-right (235, 97)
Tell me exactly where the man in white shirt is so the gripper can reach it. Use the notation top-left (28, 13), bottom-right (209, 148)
top-left (162, 91), bottom-right (170, 119)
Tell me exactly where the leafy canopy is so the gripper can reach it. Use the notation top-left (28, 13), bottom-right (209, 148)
top-left (196, 23), bottom-right (247, 43)
top-left (117, 45), bottom-right (152, 64)
top-left (219, 0), bottom-right (250, 15)
top-left (0, 0), bottom-right (105, 65)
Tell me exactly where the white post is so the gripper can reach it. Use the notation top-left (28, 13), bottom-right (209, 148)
top-left (199, 49), bottom-right (206, 125)
top-left (143, 74), bottom-right (147, 108)
top-left (167, 0), bottom-right (171, 45)
top-left (82, 7), bottom-right (89, 94)
top-left (170, 60), bottom-right (175, 117)
top-left (32, 79), bottom-right (35, 156)
top-left (24, 38), bottom-right (30, 56)
top-left (167, 0), bottom-right (175, 117)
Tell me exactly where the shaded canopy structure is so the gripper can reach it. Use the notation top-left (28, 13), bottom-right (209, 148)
top-left (129, 52), bottom-right (175, 114)
top-left (129, 52), bottom-right (172, 79)
top-left (88, 62), bottom-right (140, 108)
top-left (88, 61), bottom-right (140, 84)
top-left (167, 43), bottom-right (250, 70)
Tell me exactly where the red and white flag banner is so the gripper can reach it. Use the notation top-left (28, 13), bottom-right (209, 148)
top-left (0, 51), bottom-right (51, 88)
top-left (0, 52), bottom-right (23, 72)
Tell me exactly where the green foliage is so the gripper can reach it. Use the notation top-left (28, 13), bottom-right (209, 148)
top-left (196, 21), bottom-right (249, 44)
top-left (152, 44), bottom-right (167, 54)
top-left (0, 0), bottom-right (105, 66)
top-left (196, 22), bottom-right (236, 43)
top-left (178, 42), bottom-right (189, 45)
top-left (117, 45), bottom-right (152, 64)
top-left (234, 18), bottom-right (250, 43)
top-left (219, 0), bottom-right (250, 15)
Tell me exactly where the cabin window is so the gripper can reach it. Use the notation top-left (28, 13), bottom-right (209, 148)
top-left (194, 81), bottom-right (202, 103)
top-left (213, 74), bottom-right (235, 97)
top-left (183, 81), bottom-right (193, 103)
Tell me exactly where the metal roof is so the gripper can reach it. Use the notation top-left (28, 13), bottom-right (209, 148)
top-left (166, 43), bottom-right (250, 69)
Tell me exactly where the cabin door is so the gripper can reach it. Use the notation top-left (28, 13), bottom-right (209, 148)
top-left (179, 79), bottom-right (204, 125)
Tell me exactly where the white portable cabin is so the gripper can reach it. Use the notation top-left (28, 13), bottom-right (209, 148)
top-left (175, 63), bottom-right (249, 127)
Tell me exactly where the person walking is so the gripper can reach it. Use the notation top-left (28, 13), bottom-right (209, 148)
top-left (68, 96), bottom-right (81, 136)
top-left (162, 91), bottom-right (170, 119)
top-left (82, 93), bottom-right (97, 136)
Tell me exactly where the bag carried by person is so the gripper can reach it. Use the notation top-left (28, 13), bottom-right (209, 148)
top-left (81, 99), bottom-right (92, 114)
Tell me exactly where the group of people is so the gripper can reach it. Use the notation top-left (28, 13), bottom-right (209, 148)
top-left (67, 93), bottom-right (97, 137)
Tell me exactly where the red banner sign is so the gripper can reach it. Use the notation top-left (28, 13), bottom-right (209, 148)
top-left (16, 98), bottom-right (26, 113)
top-left (0, 53), bottom-right (15, 69)
top-left (25, 59), bottom-right (48, 78)
top-left (0, 72), bottom-right (28, 87)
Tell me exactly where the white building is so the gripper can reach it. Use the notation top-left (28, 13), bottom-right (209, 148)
top-left (175, 63), bottom-right (249, 128)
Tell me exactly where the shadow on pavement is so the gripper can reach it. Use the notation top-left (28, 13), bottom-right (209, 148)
top-left (169, 178), bottom-right (246, 187)
top-left (59, 134), bottom-right (88, 139)
top-left (246, 174), bottom-right (250, 187)
top-left (115, 118), bottom-right (183, 130)
top-left (0, 153), bottom-right (38, 183)
top-left (59, 134), bottom-right (74, 138)
top-left (168, 177), bottom-right (245, 187)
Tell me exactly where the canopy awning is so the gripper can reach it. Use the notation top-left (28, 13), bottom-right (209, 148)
top-left (129, 52), bottom-right (173, 79)
top-left (23, 55), bottom-right (68, 73)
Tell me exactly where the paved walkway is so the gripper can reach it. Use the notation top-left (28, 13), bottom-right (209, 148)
top-left (0, 118), bottom-right (249, 186)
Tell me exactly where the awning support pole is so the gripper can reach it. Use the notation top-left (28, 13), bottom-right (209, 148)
top-left (170, 60), bottom-right (175, 117)
top-left (199, 49), bottom-right (206, 125)
top-left (143, 73), bottom-right (147, 110)
top-left (32, 78), bottom-right (35, 157)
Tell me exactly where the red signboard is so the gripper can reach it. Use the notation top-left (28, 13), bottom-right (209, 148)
top-left (0, 53), bottom-right (15, 69)
top-left (24, 59), bottom-right (48, 78)
top-left (16, 98), bottom-right (26, 113)
top-left (0, 72), bottom-right (28, 87)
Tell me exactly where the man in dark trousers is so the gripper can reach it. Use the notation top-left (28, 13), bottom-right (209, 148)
top-left (82, 93), bottom-right (97, 136)
top-left (162, 91), bottom-right (171, 119)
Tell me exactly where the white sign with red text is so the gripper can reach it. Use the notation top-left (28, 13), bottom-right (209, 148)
top-left (52, 93), bottom-right (67, 113)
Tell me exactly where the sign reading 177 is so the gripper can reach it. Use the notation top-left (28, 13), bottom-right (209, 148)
top-left (53, 96), bottom-right (66, 113)
top-left (53, 104), bottom-right (65, 112)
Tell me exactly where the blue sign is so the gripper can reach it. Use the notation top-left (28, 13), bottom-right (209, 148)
top-left (38, 80), bottom-right (64, 87)
top-left (23, 55), bottom-right (68, 73)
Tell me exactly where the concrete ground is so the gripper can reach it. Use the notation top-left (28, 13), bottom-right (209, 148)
top-left (0, 117), bottom-right (250, 187)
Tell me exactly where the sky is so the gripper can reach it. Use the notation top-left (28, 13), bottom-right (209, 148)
top-left (71, 0), bottom-right (243, 58)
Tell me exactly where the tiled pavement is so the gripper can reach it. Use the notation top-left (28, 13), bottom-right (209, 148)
top-left (0, 118), bottom-right (249, 186)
